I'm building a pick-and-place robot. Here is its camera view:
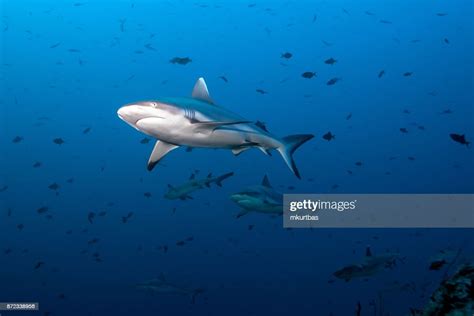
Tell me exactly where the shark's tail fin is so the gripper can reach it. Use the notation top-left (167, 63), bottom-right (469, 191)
top-left (214, 172), bottom-right (234, 187)
top-left (277, 134), bottom-right (314, 179)
top-left (191, 288), bottom-right (205, 304)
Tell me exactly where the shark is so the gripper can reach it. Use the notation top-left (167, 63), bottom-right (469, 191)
top-left (135, 274), bottom-right (204, 304)
top-left (230, 175), bottom-right (283, 218)
top-left (165, 171), bottom-right (234, 200)
top-left (333, 247), bottom-right (401, 282)
top-left (117, 77), bottom-right (314, 178)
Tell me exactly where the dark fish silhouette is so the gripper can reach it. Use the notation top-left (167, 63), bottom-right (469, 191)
top-left (281, 52), bottom-right (292, 59)
top-left (256, 89), bottom-right (267, 94)
top-left (48, 183), bottom-right (60, 191)
top-left (322, 132), bottom-right (335, 141)
top-left (218, 76), bottom-right (228, 83)
top-left (324, 57), bottom-right (337, 65)
top-left (144, 192), bottom-right (152, 198)
top-left (355, 161), bottom-right (363, 166)
top-left (12, 136), bottom-right (23, 143)
top-left (346, 113), bottom-right (352, 120)
top-left (83, 127), bottom-right (91, 134)
top-left (378, 70), bottom-right (385, 78)
top-left (119, 19), bottom-right (126, 32)
top-left (379, 19), bottom-right (392, 24)
top-left (326, 77), bottom-right (340, 85)
top-left (0, 185), bottom-right (8, 193)
top-left (33, 161), bottom-right (42, 168)
top-left (49, 42), bottom-right (61, 48)
top-left (400, 128), bottom-right (408, 133)
top-left (53, 138), bottom-right (65, 145)
top-left (67, 48), bottom-right (80, 53)
top-left (34, 261), bottom-right (45, 269)
top-left (436, 13), bottom-right (448, 16)
top-left (17, 223), bottom-right (24, 231)
top-left (301, 72), bottom-right (316, 79)
top-left (144, 43), bottom-right (156, 51)
top-left (450, 134), bottom-right (469, 146)
top-left (37, 207), bottom-right (48, 214)
top-left (170, 57), bottom-right (192, 65)
top-left (140, 137), bottom-right (150, 144)
top-left (444, 38), bottom-right (450, 44)
top-left (88, 212), bottom-right (95, 224)
top-left (403, 72), bottom-right (413, 77)
top-left (122, 212), bottom-right (134, 223)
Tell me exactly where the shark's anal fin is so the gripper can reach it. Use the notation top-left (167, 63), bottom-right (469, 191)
top-left (147, 141), bottom-right (179, 171)
top-left (192, 77), bottom-right (214, 104)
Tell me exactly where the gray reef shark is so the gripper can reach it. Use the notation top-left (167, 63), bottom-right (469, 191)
top-left (230, 175), bottom-right (283, 218)
top-left (117, 77), bottom-right (314, 178)
top-left (333, 247), bottom-right (401, 282)
top-left (165, 171), bottom-right (234, 200)
top-left (135, 274), bottom-right (204, 304)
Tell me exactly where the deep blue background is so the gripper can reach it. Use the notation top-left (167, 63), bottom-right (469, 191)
top-left (1, 0), bottom-right (473, 315)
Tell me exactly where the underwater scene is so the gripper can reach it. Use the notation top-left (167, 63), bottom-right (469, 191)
top-left (1, 0), bottom-right (473, 315)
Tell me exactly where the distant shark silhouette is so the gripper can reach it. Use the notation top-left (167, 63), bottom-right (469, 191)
top-left (117, 78), bottom-right (313, 178)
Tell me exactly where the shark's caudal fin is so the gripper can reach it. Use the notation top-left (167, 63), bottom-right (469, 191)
top-left (277, 134), bottom-right (314, 179)
top-left (214, 172), bottom-right (234, 187)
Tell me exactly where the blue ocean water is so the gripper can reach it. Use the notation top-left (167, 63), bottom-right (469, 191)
top-left (1, 0), bottom-right (473, 315)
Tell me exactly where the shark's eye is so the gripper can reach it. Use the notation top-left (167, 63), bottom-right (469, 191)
top-left (150, 102), bottom-right (158, 108)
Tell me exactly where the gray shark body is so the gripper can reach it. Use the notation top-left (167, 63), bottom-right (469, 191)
top-left (333, 247), bottom-right (400, 282)
top-left (230, 175), bottom-right (283, 218)
top-left (165, 172), bottom-right (234, 200)
top-left (117, 78), bottom-right (313, 178)
top-left (135, 274), bottom-right (204, 304)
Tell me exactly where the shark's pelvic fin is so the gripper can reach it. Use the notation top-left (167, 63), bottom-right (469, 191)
top-left (147, 140), bottom-right (179, 171)
top-left (232, 146), bottom-right (251, 156)
top-left (192, 77), bottom-right (214, 104)
top-left (277, 134), bottom-right (314, 179)
top-left (262, 175), bottom-right (272, 188)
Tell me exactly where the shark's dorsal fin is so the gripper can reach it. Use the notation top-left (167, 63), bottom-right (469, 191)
top-left (366, 246), bottom-right (372, 257)
top-left (192, 77), bottom-right (214, 104)
top-left (262, 175), bottom-right (272, 188)
top-left (147, 140), bottom-right (179, 171)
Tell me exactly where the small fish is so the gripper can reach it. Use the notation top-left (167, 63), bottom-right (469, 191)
top-left (0, 185), bottom-right (8, 193)
top-left (379, 19), bottom-right (392, 24)
top-left (12, 136), bottom-right (23, 143)
top-left (248, 225), bottom-right (254, 230)
top-left (355, 161), bottom-right (363, 166)
top-left (444, 38), bottom-right (449, 44)
top-left (436, 13), bottom-right (448, 17)
top-left (378, 70), bottom-right (385, 78)
top-left (176, 240), bottom-right (185, 246)
top-left (122, 212), bottom-right (134, 223)
top-left (218, 76), bottom-right (228, 83)
top-left (49, 42), bottom-right (61, 49)
top-left (441, 109), bottom-right (453, 114)
top-left (312, 14), bottom-right (317, 23)
top-left (144, 43), bottom-right (156, 51)
top-left (98, 211), bottom-right (107, 216)
top-left (281, 52), bottom-right (292, 59)
top-left (322, 132), bottom-right (335, 141)
top-left (450, 133), bottom-right (469, 146)
top-left (326, 77), bottom-right (340, 85)
top-left (34, 261), bottom-right (45, 269)
top-left (119, 18), bottom-right (126, 32)
top-left (37, 207), bottom-right (48, 214)
top-left (33, 161), bottom-right (42, 168)
top-left (301, 72), bottom-right (316, 79)
top-left (408, 156), bottom-right (416, 161)
top-left (48, 183), bottom-right (60, 191)
top-left (185, 236), bottom-right (194, 242)
top-left (365, 10), bottom-right (375, 16)
top-left (400, 128), bottom-right (408, 133)
top-left (140, 137), bottom-right (150, 144)
top-left (87, 212), bottom-right (95, 224)
top-left (256, 89), bottom-right (267, 94)
top-left (346, 113), bottom-right (352, 120)
top-left (82, 127), bottom-right (91, 134)
top-left (67, 48), bottom-right (81, 53)
top-left (403, 72), bottom-right (413, 77)
top-left (429, 260), bottom-right (447, 270)
top-left (144, 192), bottom-right (152, 198)
top-left (88, 238), bottom-right (100, 245)
top-left (66, 178), bottom-right (74, 183)
top-left (17, 223), bottom-right (24, 231)
top-left (53, 138), bottom-right (65, 145)
top-left (324, 57), bottom-right (337, 65)
top-left (170, 57), bottom-right (192, 65)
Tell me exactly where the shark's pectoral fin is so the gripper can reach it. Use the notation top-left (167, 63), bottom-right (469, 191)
top-left (192, 77), bottom-right (214, 104)
top-left (236, 209), bottom-right (249, 218)
top-left (147, 141), bottom-right (179, 171)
